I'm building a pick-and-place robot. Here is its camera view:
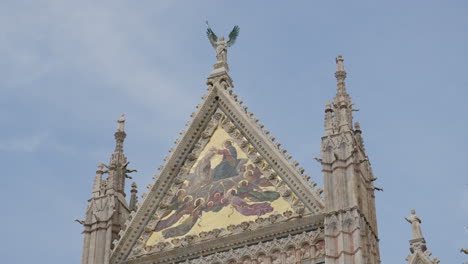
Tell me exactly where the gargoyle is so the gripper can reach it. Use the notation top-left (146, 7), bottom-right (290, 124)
top-left (123, 161), bottom-right (137, 179)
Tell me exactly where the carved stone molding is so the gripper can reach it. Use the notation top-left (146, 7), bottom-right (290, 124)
top-left (126, 226), bottom-right (325, 264)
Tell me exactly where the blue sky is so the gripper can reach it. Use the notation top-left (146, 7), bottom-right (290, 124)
top-left (1, 1), bottom-right (467, 263)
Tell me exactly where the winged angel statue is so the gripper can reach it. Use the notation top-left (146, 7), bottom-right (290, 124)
top-left (206, 23), bottom-right (239, 64)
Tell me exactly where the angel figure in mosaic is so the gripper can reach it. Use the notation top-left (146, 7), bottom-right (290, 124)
top-left (153, 139), bottom-right (280, 239)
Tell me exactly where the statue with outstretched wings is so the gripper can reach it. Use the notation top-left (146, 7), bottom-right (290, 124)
top-left (206, 22), bottom-right (239, 63)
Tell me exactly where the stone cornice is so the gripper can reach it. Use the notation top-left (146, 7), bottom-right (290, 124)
top-left (125, 214), bottom-right (324, 264)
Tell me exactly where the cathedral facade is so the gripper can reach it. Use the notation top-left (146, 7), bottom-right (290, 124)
top-left (79, 44), bottom-right (440, 263)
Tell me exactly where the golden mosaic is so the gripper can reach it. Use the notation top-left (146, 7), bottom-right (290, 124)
top-left (146, 126), bottom-right (299, 246)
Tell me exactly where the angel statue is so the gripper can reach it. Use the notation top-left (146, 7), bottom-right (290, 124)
top-left (206, 22), bottom-right (239, 64)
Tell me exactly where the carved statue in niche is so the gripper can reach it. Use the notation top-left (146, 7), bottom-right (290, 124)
top-left (315, 240), bottom-right (325, 257)
top-left (285, 248), bottom-right (297, 263)
top-left (271, 251), bottom-right (283, 264)
top-left (258, 254), bottom-right (271, 264)
top-left (300, 243), bottom-right (311, 259)
top-left (242, 257), bottom-right (253, 264)
top-left (271, 258), bottom-right (282, 264)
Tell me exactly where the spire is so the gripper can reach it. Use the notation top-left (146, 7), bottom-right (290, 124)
top-left (354, 121), bottom-right (366, 151)
top-left (113, 114), bottom-right (126, 156)
top-left (129, 182), bottom-right (138, 212)
top-left (328, 55), bottom-right (355, 132)
top-left (334, 55), bottom-right (350, 103)
top-left (106, 114), bottom-right (137, 195)
top-left (405, 209), bottom-right (440, 263)
top-left (80, 115), bottom-right (136, 264)
top-left (322, 55), bottom-right (381, 264)
top-left (92, 163), bottom-right (107, 197)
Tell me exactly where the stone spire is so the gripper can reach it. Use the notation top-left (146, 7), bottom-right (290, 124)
top-left (321, 55), bottom-right (381, 264)
top-left (334, 55), bottom-right (349, 101)
top-left (405, 210), bottom-right (440, 264)
top-left (113, 114), bottom-right (126, 154)
top-left (91, 163), bottom-right (107, 198)
top-left (332, 55), bottom-right (354, 132)
top-left (107, 114), bottom-right (136, 196)
top-left (80, 115), bottom-right (136, 264)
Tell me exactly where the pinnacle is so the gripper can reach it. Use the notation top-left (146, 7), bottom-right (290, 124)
top-left (325, 55), bottom-right (355, 132)
top-left (334, 55), bottom-right (350, 102)
top-left (113, 114), bottom-right (127, 156)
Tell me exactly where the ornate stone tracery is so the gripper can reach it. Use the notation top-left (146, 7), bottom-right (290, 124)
top-left (181, 230), bottom-right (325, 264)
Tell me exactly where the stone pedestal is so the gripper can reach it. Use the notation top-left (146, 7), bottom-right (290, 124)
top-left (210, 61), bottom-right (230, 77)
top-left (409, 238), bottom-right (427, 254)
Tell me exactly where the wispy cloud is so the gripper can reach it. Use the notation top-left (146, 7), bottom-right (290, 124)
top-left (0, 132), bottom-right (48, 153)
top-left (0, 1), bottom-right (196, 118)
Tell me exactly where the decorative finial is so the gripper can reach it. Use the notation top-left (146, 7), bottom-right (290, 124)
top-left (335, 55), bottom-right (347, 82)
top-left (113, 114), bottom-right (127, 155)
top-left (336, 55), bottom-right (345, 72)
top-left (129, 182), bottom-right (138, 212)
top-left (405, 209), bottom-right (424, 240)
top-left (206, 22), bottom-right (239, 73)
top-left (117, 114), bottom-right (126, 132)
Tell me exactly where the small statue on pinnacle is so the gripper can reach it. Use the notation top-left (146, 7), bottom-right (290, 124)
top-left (117, 114), bottom-right (126, 132)
top-left (206, 22), bottom-right (239, 65)
top-left (405, 209), bottom-right (424, 240)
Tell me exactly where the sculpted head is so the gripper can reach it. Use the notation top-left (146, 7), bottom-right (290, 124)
top-left (411, 209), bottom-right (416, 215)
top-left (223, 140), bottom-right (232, 148)
top-left (219, 36), bottom-right (225, 41)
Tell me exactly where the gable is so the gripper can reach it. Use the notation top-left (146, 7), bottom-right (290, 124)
top-left (144, 118), bottom-right (306, 249)
top-left (110, 74), bottom-right (325, 263)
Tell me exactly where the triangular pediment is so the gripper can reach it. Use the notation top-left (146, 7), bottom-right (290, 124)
top-left (110, 73), bottom-right (324, 263)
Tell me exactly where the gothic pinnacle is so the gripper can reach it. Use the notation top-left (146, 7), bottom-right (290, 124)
top-left (129, 182), bottom-right (138, 212)
top-left (331, 55), bottom-right (354, 131)
top-left (334, 55), bottom-right (349, 102)
top-left (117, 114), bottom-right (126, 132)
top-left (335, 55), bottom-right (347, 81)
top-left (114, 114), bottom-right (127, 155)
